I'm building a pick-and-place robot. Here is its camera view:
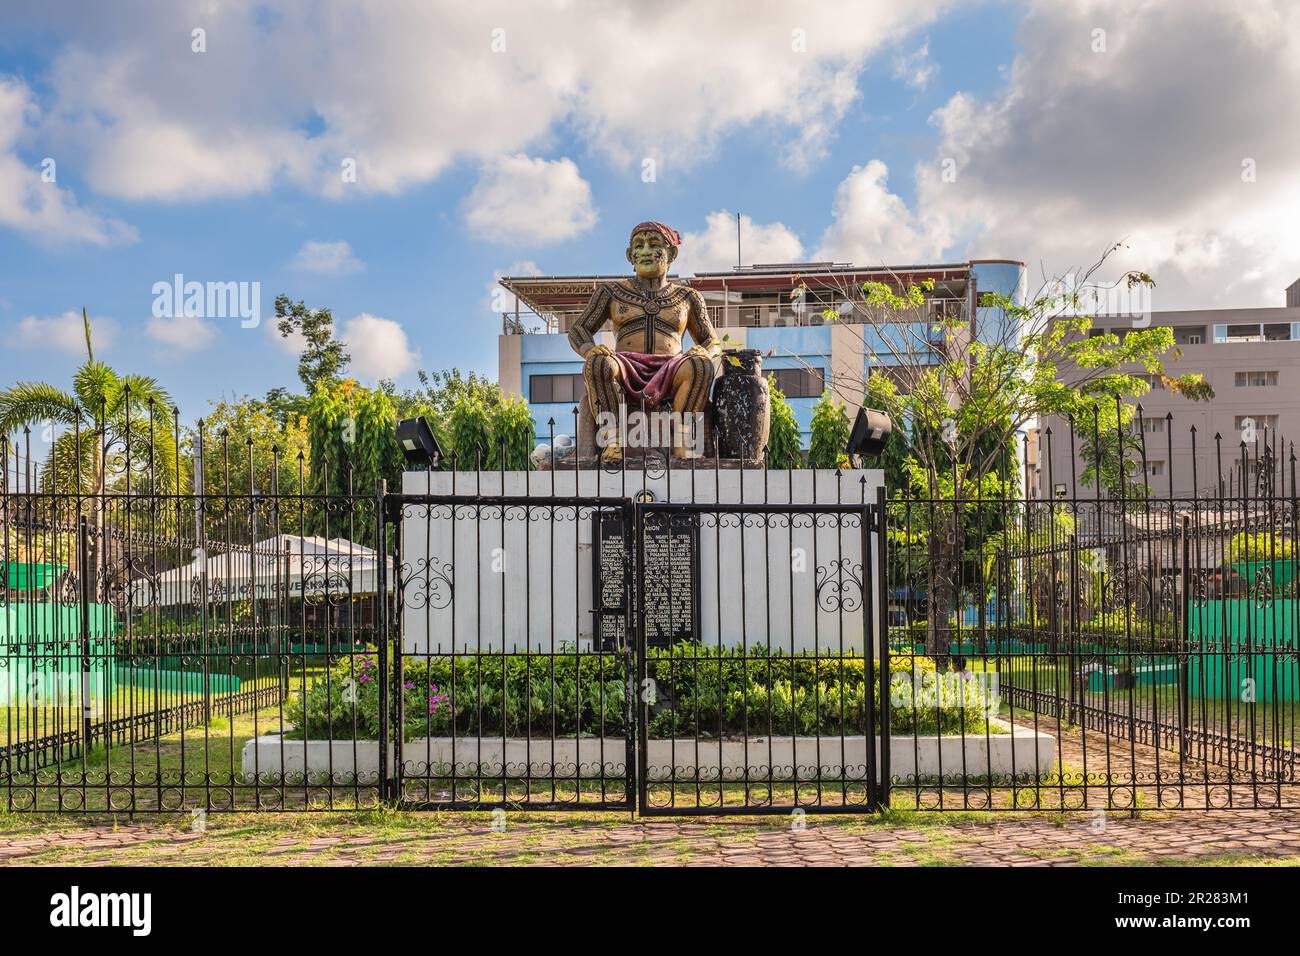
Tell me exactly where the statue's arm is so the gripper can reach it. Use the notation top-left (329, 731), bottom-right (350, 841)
top-left (568, 285), bottom-right (611, 357)
top-left (686, 289), bottom-right (720, 356)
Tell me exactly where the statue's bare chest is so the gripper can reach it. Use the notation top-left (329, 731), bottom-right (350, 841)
top-left (606, 282), bottom-right (692, 340)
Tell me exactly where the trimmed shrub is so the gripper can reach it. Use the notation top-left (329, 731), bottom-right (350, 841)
top-left (808, 390), bottom-right (850, 469)
top-left (765, 375), bottom-right (803, 469)
top-left (286, 645), bottom-right (989, 741)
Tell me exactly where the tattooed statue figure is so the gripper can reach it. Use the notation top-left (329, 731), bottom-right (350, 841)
top-left (568, 221), bottom-right (719, 462)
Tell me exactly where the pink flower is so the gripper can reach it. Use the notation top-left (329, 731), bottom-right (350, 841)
top-left (427, 683), bottom-right (450, 715)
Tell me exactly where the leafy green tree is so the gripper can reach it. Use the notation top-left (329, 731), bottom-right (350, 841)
top-left (196, 396), bottom-right (311, 506)
top-left (306, 379), bottom-right (403, 500)
top-left (488, 396), bottom-right (536, 471)
top-left (821, 255), bottom-right (1212, 497)
top-left (190, 398), bottom-right (311, 541)
top-left (1076, 400), bottom-right (1153, 498)
top-left (807, 391), bottom-right (850, 469)
top-left (814, 251), bottom-right (1213, 658)
top-left (446, 391), bottom-right (494, 469)
top-left (398, 368), bottom-right (501, 419)
top-left (262, 386), bottom-right (311, 425)
top-left (275, 295), bottom-right (351, 394)
top-left (765, 375), bottom-right (803, 469)
top-left (396, 368), bottom-right (503, 460)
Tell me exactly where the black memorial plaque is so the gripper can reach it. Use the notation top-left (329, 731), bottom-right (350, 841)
top-left (593, 509), bottom-right (699, 650)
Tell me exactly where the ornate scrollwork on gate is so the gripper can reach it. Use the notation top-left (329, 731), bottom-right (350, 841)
top-left (1100, 564), bottom-right (1128, 612)
top-left (53, 569), bottom-right (79, 607)
top-left (1128, 567), bottom-right (1154, 612)
top-left (98, 553), bottom-right (160, 612)
top-left (1191, 568), bottom-right (1211, 608)
top-left (206, 576), bottom-right (228, 604)
top-left (1250, 564), bottom-right (1275, 609)
top-left (301, 556), bottom-right (352, 608)
top-left (1156, 575), bottom-right (1177, 617)
top-left (401, 557), bottom-right (454, 611)
top-left (1097, 563), bottom-right (1157, 614)
top-left (815, 558), bottom-right (863, 613)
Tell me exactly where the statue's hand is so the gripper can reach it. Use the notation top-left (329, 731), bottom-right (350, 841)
top-left (686, 344), bottom-right (714, 360)
top-left (585, 343), bottom-right (614, 360)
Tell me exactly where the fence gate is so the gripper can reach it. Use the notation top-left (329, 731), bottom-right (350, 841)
top-left (390, 491), bottom-right (636, 811)
top-left (634, 499), bottom-right (883, 815)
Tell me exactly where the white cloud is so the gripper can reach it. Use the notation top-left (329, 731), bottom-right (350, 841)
top-left (893, 40), bottom-right (937, 90)
top-left (15, 310), bottom-right (118, 354)
top-left (497, 260), bottom-right (543, 279)
top-left (146, 313), bottom-right (217, 351)
top-left (678, 211), bottom-right (805, 274)
top-left (815, 160), bottom-right (943, 264)
top-left (464, 155), bottom-right (598, 245)
top-left (0, 78), bottom-right (136, 245)
top-left (264, 312), bottom-right (311, 358)
top-left (340, 313), bottom-right (417, 380)
top-left (912, 0), bottom-right (1300, 308)
top-left (290, 239), bottom-right (364, 274)
top-left (487, 260), bottom-right (544, 317)
top-left (18, 1), bottom-right (945, 201)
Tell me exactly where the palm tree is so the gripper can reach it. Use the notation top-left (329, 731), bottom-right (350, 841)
top-left (0, 309), bottom-right (181, 496)
top-left (0, 309), bottom-right (181, 593)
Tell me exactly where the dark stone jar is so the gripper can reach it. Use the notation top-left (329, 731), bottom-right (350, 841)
top-left (711, 348), bottom-right (770, 460)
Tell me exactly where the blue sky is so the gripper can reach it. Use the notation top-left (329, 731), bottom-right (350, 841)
top-left (2, 1), bottom-right (1298, 428)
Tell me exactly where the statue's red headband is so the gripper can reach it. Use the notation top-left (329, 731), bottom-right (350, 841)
top-left (628, 221), bottom-right (681, 247)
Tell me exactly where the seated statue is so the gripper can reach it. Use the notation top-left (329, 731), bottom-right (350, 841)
top-left (569, 221), bottom-right (719, 462)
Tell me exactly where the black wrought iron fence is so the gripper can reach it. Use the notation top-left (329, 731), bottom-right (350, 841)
top-left (3, 409), bottom-right (1299, 814)
top-left (881, 414), bottom-right (1300, 811)
top-left (1, 422), bottom-right (386, 812)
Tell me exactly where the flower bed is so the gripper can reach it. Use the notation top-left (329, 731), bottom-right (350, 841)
top-left (284, 646), bottom-right (998, 742)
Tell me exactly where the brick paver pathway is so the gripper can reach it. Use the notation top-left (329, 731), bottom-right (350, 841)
top-left (3, 811), bottom-right (1300, 866)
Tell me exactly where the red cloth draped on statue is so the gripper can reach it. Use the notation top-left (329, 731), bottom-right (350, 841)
top-left (609, 350), bottom-right (690, 407)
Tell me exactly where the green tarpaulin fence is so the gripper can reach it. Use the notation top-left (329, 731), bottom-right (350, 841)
top-left (1, 563), bottom-right (68, 590)
top-left (0, 602), bottom-right (117, 706)
top-left (1188, 599), bottom-right (1299, 702)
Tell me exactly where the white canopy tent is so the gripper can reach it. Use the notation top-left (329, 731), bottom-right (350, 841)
top-left (138, 534), bottom-right (394, 608)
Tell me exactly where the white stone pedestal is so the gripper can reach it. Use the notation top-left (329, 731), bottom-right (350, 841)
top-left (398, 467), bottom-right (884, 655)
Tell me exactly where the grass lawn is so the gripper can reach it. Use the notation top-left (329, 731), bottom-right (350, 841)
top-left (962, 656), bottom-right (1300, 748)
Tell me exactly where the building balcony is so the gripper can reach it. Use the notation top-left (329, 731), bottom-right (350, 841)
top-left (501, 297), bottom-right (968, 337)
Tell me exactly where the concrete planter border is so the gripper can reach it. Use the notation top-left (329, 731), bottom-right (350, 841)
top-left (240, 720), bottom-right (1056, 785)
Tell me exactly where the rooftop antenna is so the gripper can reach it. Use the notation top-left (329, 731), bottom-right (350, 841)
top-left (736, 212), bottom-right (742, 268)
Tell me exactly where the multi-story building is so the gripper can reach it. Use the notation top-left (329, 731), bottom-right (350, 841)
top-left (1036, 281), bottom-right (1300, 499)
top-left (496, 258), bottom-right (1027, 449)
